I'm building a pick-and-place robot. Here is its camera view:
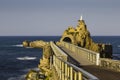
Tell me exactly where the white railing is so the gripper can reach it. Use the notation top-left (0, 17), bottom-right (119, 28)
top-left (50, 41), bottom-right (68, 61)
top-left (53, 54), bottom-right (99, 80)
top-left (60, 42), bottom-right (100, 65)
top-left (50, 41), bottom-right (99, 80)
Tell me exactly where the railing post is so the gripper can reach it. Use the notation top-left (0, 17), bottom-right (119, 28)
top-left (88, 52), bottom-right (90, 60)
top-left (60, 60), bottom-right (62, 80)
top-left (90, 53), bottom-right (92, 62)
top-left (65, 64), bottom-right (68, 80)
top-left (67, 66), bottom-right (70, 79)
top-left (53, 55), bottom-right (55, 67)
top-left (92, 54), bottom-right (93, 63)
top-left (57, 57), bottom-right (60, 78)
top-left (96, 53), bottom-right (100, 65)
top-left (62, 62), bottom-right (65, 80)
top-left (78, 72), bottom-right (82, 80)
top-left (74, 71), bottom-right (77, 80)
top-left (70, 67), bottom-right (73, 80)
top-left (50, 56), bottom-right (52, 69)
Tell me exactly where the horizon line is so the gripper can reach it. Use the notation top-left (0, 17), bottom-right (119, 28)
top-left (0, 35), bottom-right (120, 37)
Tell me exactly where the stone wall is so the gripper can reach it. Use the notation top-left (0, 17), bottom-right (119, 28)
top-left (100, 58), bottom-right (120, 72)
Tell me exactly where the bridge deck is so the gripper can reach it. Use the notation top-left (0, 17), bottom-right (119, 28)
top-left (59, 45), bottom-right (120, 80)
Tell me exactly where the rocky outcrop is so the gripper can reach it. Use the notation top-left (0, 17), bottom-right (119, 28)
top-left (22, 40), bottom-right (29, 47)
top-left (24, 42), bottom-right (55, 80)
top-left (38, 44), bottom-right (52, 77)
top-left (23, 40), bottom-right (48, 48)
top-left (60, 16), bottom-right (112, 58)
top-left (29, 40), bottom-right (48, 48)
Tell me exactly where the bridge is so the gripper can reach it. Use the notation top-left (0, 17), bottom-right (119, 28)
top-left (50, 41), bottom-right (120, 80)
top-left (24, 17), bottom-right (120, 80)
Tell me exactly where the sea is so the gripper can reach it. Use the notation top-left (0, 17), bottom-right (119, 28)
top-left (0, 36), bottom-right (120, 80)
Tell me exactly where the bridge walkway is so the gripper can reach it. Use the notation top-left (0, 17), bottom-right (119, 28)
top-left (59, 45), bottom-right (120, 80)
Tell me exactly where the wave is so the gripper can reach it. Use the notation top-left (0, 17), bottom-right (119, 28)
top-left (16, 56), bottom-right (36, 60)
top-left (12, 44), bottom-right (33, 49)
top-left (12, 44), bottom-right (23, 47)
top-left (25, 47), bottom-right (33, 49)
top-left (22, 67), bottom-right (40, 72)
top-left (118, 45), bottom-right (120, 48)
top-left (113, 54), bottom-right (120, 60)
top-left (8, 74), bottom-right (25, 80)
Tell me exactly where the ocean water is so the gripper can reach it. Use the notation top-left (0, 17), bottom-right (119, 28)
top-left (92, 36), bottom-right (120, 59)
top-left (0, 36), bottom-right (119, 80)
top-left (0, 36), bottom-right (60, 80)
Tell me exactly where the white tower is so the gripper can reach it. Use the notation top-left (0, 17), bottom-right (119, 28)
top-left (80, 16), bottom-right (83, 20)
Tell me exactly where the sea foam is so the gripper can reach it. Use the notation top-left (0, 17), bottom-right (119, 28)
top-left (8, 74), bottom-right (26, 80)
top-left (16, 56), bottom-right (36, 60)
top-left (12, 44), bottom-right (23, 47)
top-left (22, 67), bottom-right (40, 72)
top-left (12, 44), bottom-right (33, 48)
top-left (118, 45), bottom-right (120, 48)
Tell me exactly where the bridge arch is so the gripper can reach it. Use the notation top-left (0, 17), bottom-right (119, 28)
top-left (60, 35), bottom-right (75, 44)
top-left (63, 37), bottom-right (72, 43)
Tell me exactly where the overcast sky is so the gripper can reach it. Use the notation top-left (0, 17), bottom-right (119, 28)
top-left (0, 0), bottom-right (120, 36)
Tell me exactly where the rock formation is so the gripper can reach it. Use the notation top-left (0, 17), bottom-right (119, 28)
top-left (23, 41), bottom-right (55, 80)
top-left (23, 40), bottom-right (48, 48)
top-left (38, 44), bottom-right (53, 79)
top-left (60, 16), bottom-right (112, 58)
top-left (22, 40), bottom-right (29, 47)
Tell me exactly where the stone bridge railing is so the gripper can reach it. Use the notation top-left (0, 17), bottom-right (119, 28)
top-left (60, 41), bottom-right (120, 72)
top-left (100, 58), bottom-right (120, 72)
top-left (50, 41), bottom-right (99, 80)
top-left (60, 41), bottom-right (100, 65)
top-left (50, 41), bottom-right (68, 61)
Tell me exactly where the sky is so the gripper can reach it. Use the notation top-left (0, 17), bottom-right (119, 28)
top-left (0, 0), bottom-right (120, 36)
